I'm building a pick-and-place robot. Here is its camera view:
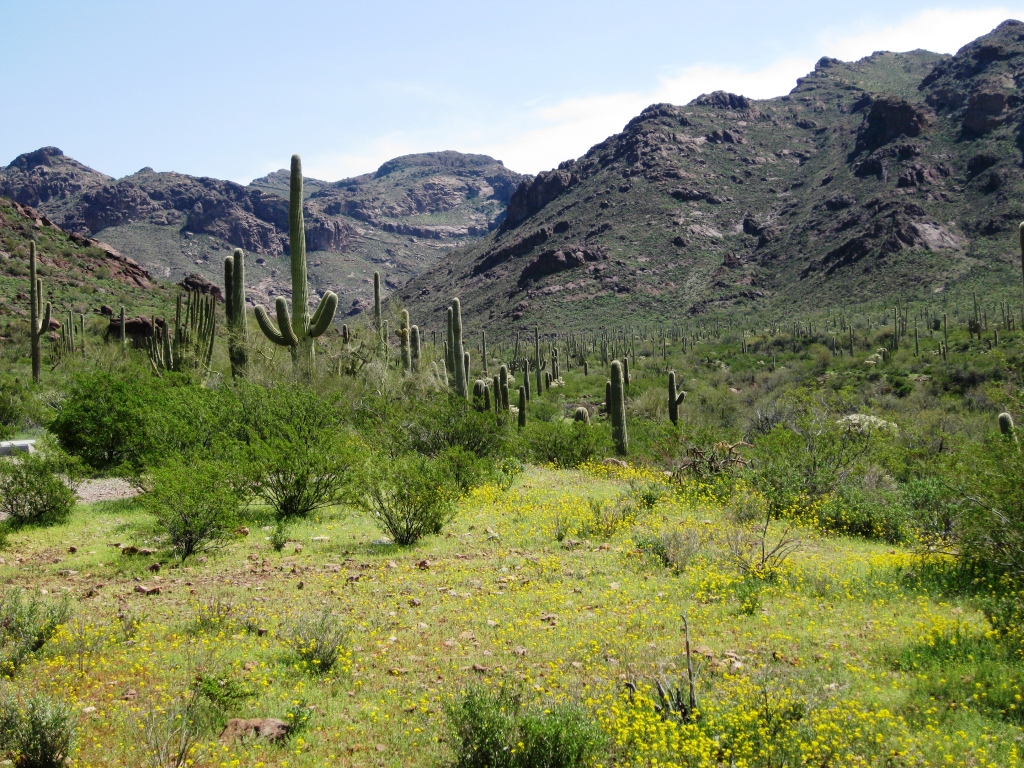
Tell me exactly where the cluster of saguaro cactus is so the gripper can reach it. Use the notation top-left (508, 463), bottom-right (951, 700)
top-left (28, 242), bottom-right (52, 383)
top-left (254, 155), bottom-right (339, 365)
top-left (51, 310), bottom-right (86, 364)
top-left (668, 370), bottom-right (686, 425)
top-left (472, 379), bottom-right (491, 411)
top-left (148, 291), bottom-right (217, 373)
top-left (609, 360), bottom-right (628, 455)
top-left (224, 247), bottom-right (248, 377)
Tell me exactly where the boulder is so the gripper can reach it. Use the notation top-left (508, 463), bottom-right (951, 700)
top-left (220, 718), bottom-right (290, 743)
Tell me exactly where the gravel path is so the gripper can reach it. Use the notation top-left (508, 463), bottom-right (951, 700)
top-left (76, 478), bottom-right (140, 504)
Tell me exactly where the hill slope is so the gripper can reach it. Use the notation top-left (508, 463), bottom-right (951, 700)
top-left (0, 149), bottom-right (526, 316)
top-left (399, 21), bottom-right (1024, 332)
top-left (0, 198), bottom-right (163, 336)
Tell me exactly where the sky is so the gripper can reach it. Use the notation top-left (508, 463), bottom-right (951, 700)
top-left (2, 1), bottom-right (1023, 183)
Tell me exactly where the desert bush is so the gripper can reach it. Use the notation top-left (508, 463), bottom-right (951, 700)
top-left (444, 685), bottom-right (606, 768)
top-left (749, 400), bottom-right (886, 516)
top-left (814, 485), bottom-right (910, 543)
top-left (521, 420), bottom-right (611, 468)
top-left (243, 386), bottom-right (357, 521)
top-left (0, 590), bottom-right (71, 677)
top-left (147, 457), bottom-right (248, 562)
top-left (635, 527), bottom-right (704, 572)
top-left (288, 609), bottom-right (349, 676)
top-left (0, 450), bottom-right (81, 528)
top-left (952, 432), bottom-right (1024, 581)
top-left (0, 691), bottom-right (77, 768)
top-left (404, 396), bottom-right (513, 459)
top-left (0, 379), bottom-right (26, 440)
top-left (358, 452), bottom-right (460, 545)
top-left (437, 445), bottom-right (492, 493)
top-left (136, 691), bottom-right (215, 768)
top-left (48, 369), bottom-right (153, 471)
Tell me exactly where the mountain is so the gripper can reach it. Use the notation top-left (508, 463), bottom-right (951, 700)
top-left (0, 149), bottom-right (526, 316)
top-left (399, 20), bottom-right (1024, 332)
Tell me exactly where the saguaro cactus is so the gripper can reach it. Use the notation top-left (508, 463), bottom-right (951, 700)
top-left (610, 360), bottom-right (628, 455)
top-left (481, 330), bottom-right (488, 374)
top-left (254, 155), bottom-right (339, 365)
top-left (224, 248), bottom-right (248, 377)
top-left (373, 271), bottom-right (383, 338)
top-left (499, 365), bottom-right (510, 411)
top-left (517, 386), bottom-right (527, 429)
top-left (451, 298), bottom-right (468, 398)
top-left (999, 411), bottom-right (1017, 443)
top-left (28, 242), bottom-right (51, 383)
top-left (445, 307), bottom-right (455, 377)
top-left (398, 309), bottom-right (412, 371)
top-left (668, 370), bottom-right (686, 425)
top-left (410, 325), bottom-right (421, 371)
top-left (573, 407), bottom-right (591, 424)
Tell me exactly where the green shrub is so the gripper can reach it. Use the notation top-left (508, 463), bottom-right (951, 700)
top-left (243, 385), bottom-right (356, 521)
top-left (444, 685), bottom-right (606, 768)
top-left (404, 396), bottom-right (512, 460)
top-left (952, 433), bottom-right (1024, 581)
top-left (0, 692), bottom-right (77, 768)
top-left (814, 486), bottom-right (910, 544)
top-left (48, 369), bottom-right (152, 471)
top-left (289, 609), bottom-right (348, 676)
top-left (0, 379), bottom-right (26, 440)
top-left (0, 450), bottom-right (80, 528)
top-left (358, 452), bottom-right (460, 545)
top-left (147, 457), bottom-right (248, 562)
top-left (0, 590), bottom-right (71, 677)
top-left (522, 420), bottom-right (611, 468)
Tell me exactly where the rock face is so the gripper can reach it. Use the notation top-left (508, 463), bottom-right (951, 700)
top-left (856, 98), bottom-right (930, 152)
top-left (398, 20), bottom-right (1024, 331)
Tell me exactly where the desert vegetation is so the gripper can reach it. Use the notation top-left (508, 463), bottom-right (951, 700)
top-left (0, 159), bottom-right (1022, 767)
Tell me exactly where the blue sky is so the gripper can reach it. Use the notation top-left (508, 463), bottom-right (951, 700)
top-left (2, 1), bottom-right (1023, 183)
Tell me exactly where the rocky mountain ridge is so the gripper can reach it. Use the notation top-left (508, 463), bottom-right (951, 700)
top-left (399, 21), bottom-right (1024, 332)
top-left (0, 148), bottom-right (526, 314)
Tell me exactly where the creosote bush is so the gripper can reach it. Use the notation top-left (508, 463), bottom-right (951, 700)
top-left (147, 456), bottom-right (248, 562)
top-left (358, 452), bottom-right (460, 545)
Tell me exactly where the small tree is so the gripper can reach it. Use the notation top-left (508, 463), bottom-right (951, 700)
top-left (148, 458), bottom-right (247, 562)
top-left (358, 452), bottom-right (459, 545)
top-left (0, 450), bottom-right (81, 528)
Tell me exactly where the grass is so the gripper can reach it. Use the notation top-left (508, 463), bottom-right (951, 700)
top-left (0, 464), bottom-right (1021, 767)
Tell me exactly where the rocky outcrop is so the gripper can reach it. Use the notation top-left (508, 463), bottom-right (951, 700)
top-left (180, 273), bottom-right (222, 300)
top-left (501, 170), bottom-right (579, 231)
top-left (519, 245), bottom-right (607, 284)
top-left (856, 98), bottom-right (930, 153)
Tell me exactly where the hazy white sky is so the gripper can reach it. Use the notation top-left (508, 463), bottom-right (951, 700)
top-left (2, 2), bottom-right (1022, 183)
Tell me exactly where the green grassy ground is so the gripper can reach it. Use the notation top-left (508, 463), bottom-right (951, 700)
top-left (2, 463), bottom-right (1020, 767)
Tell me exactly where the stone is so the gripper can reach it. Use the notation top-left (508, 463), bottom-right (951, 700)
top-left (0, 440), bottom-right (35, 456)
top-left (219, 718), bottom-right (290, 743)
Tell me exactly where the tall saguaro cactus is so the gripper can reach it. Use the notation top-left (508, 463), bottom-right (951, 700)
top-left (451, 298), bottom-right (468, 398)
top-left (668, 370), bottom-right (686, 425)
top-left (398, 309), bottom-right (412, 371)
top-left (254, 155), bottom-right (339, 364)
top-left (610, 360), bottom-right (628, 455)
top-left (373, 271), bottom-right (383, 339)
top-left (28, 242), bottom-right (51, 383)
top-left (224, 248), bottom-right (248, 377)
